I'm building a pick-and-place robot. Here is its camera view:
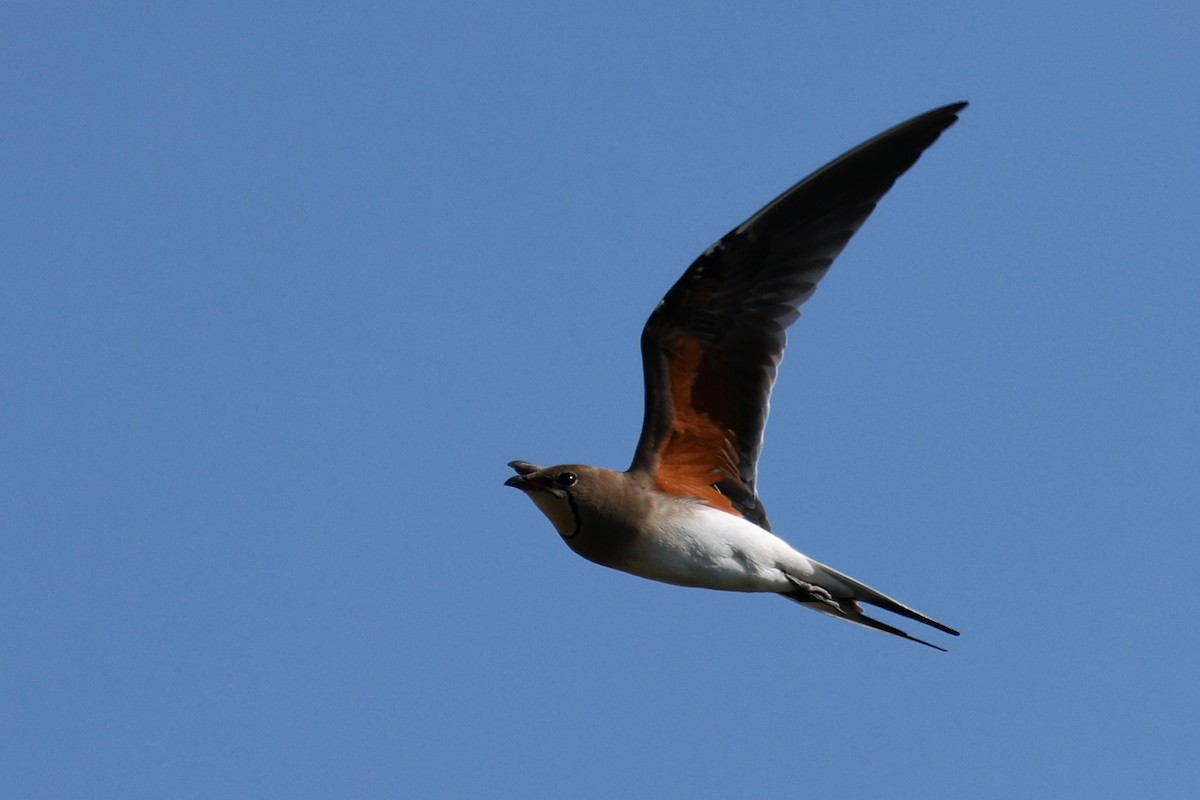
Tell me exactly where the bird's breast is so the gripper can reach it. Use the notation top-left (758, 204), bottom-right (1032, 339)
top-left (622, 503), bottom-right (815, 592)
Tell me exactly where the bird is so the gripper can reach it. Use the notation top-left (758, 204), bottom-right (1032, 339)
top-left (505, 102), bottom-right (966, 651)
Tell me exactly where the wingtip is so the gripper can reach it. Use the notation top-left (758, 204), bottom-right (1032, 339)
top-left (922, 618), bottom-right (961, 638)
top-left (927, 100), bottom-right (968, 118)
top-left (919, 100), bottom-right (969, 133)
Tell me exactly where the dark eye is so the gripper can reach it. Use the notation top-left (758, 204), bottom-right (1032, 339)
top-left (556, 472), bottom-right (578, 488)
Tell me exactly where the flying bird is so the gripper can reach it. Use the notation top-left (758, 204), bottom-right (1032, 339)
top-left (506, 103), bottom-right (966, 650)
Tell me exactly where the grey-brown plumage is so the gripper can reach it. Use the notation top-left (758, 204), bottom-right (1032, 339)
top-left (506, 103), bottom-right (967, 651)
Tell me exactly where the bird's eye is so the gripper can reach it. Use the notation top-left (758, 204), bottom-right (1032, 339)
top-left (556, 472), bottom-right (578, 488)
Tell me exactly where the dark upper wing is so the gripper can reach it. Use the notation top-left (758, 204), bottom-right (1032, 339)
top-left (629, 102), bottom-right (967, 528)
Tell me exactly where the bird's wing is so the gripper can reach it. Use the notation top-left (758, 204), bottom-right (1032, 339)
top-left (629, 103), bottom-right (967, 528)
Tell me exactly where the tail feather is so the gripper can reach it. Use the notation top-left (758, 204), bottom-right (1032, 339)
top-left (811, 560), bottom-right (959, 636)
top-left (829, 602), bottom-right (948, 652)
top-left (782, 564), bottom-right (958, 650)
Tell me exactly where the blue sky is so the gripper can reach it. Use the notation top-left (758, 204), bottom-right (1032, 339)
top-left (3, 3), bottom-right (1198, 797)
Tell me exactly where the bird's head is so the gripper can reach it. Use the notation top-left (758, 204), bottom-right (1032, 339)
top-left (504, 460), bottom-right (635, 541)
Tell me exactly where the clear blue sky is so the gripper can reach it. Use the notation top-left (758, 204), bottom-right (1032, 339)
top-left (3, 3), bottom-right (1198, 797)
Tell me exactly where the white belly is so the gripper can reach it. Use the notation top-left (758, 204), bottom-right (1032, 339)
top-left (626, 504), bottom-right (817, 592)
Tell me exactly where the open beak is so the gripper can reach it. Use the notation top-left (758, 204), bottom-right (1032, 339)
top-left (505, 460), bottom-right (546, 491)
top-left (504, 474), bottom-right (548, 492)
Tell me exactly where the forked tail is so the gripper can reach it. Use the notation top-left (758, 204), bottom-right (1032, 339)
top-left (781, 564), bottom-right (959, 651)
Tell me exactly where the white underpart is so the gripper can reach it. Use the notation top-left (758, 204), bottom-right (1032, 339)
top-left (629, 503), bottom-right (822, 592)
